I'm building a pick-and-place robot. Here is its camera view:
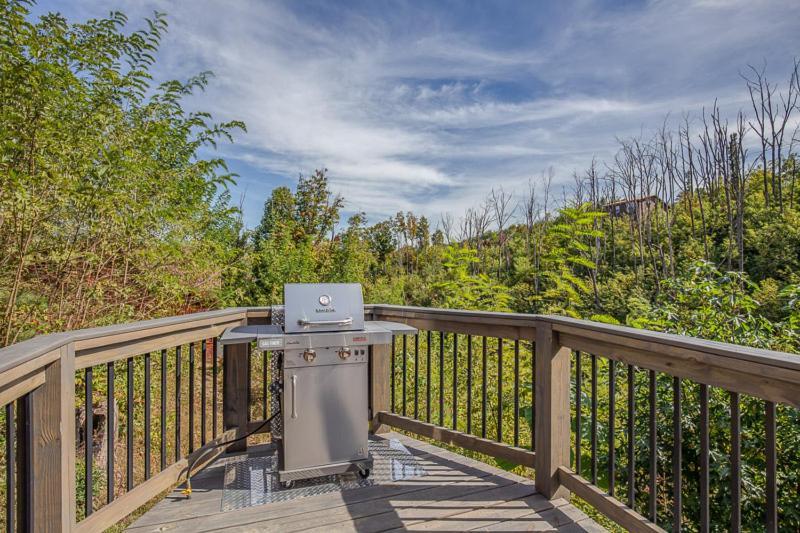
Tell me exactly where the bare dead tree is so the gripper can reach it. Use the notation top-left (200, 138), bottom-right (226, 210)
top-left (730, 117), bottom-right (748, 273)
top-left (472, 200), bottom-right (494, 249)
top-left (489, 186), bottom-right (516, 275)
top-left (572, 171), bottom-right (587, 206)
top-left (656, 119), bottom-right (679, 278)
top-left (743, 62), bottom-right (799, 211)
top-left (457, 211), bottom-right (472, 244)
top-left (745, 63), bottom-right (773, 207)
top-left (439, 212), bottom-right (454, 244)
top-left (522, 178), bottom-right (542, 293)
top-left (788, 60), bottom-right (800, 209)
top-left (584, 159), bottom-right (602, 304)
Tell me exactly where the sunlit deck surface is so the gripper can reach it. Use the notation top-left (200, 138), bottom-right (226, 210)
top-left (127, 433), bottom-right (604, 532)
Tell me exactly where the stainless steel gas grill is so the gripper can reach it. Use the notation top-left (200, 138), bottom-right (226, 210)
top-left (219, 283), bottom-right (414, 488)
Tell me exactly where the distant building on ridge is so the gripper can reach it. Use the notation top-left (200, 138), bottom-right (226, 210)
top-left (603, 195), bottom-right (665, 218)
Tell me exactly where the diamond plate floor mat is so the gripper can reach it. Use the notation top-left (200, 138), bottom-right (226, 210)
top-left (220, 438), bottom-right (427, 511)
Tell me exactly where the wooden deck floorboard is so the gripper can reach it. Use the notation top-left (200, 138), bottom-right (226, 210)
top-left (127, 433), bottom-right (605, 532)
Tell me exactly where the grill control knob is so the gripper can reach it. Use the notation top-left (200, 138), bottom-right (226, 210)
top-left (303, 350), bottom-right (316, 362)
top-left (338, 347), bottom-right (351, 360)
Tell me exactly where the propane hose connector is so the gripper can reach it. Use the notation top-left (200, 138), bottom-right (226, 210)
top-left (182, 408), bottom-right (281, 498)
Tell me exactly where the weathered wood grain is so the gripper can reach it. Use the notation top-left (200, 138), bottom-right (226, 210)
top-left (60, 343), bottom-right (77, 531)
top-left (0, 369), bottom-right (44, 407)
top-left (378, 412), bottom-right (536, 468)
top-left (534, 322), bottom-right (571, 500)
top-left (558, 466), bottom-right (663, 533)
top-left (222, 342), bottom-right (250, 453)
top-left (369, 343), bottom-right (391, 433)
top-left (372, 306), bottom-right (537, 340)
top-left (31, 358), bottom-right (63, 531)
top-left (75, 321), bottom-right (242, 370)
top-left (560, 333), bottom-right (800, 408)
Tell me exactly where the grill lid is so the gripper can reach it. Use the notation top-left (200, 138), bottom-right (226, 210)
top-left (283, 283), bottom-right (365, 334)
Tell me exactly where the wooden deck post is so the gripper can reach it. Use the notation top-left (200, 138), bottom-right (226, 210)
top-left (223, 342), bottom-right (250, 453)
top-left (60, 344), bottom-right (77, 530)
top-left (369, 343), bottom-right (391, 434)
top-left (24, 352), bottom-right (68, 531)
top-left (535, 321), bottom-right (571, 499)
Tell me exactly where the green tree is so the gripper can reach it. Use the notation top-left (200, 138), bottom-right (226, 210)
top-left (0, 1), bottom-right (245, 343)
top-left (537, 205), bottom-right (606, 318)
top-left (431, 245), bottom-right (512, 311)
top-left (253, 186), bottom-right (295, 245)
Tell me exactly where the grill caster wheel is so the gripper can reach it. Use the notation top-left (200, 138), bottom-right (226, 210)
top-left (281, 480), bottom-right (295, 489)
top-left (358, 468), bottom-right (370, 479)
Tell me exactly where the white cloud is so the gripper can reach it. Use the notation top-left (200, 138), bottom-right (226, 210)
top-left (36, 0), bottom-right (800, 226)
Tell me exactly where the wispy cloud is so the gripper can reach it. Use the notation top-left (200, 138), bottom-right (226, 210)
top-left (35, 0), bottom-right (800, 226)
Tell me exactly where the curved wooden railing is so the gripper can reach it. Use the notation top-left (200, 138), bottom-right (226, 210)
top-left (0, 305), bottom-right (798, 532)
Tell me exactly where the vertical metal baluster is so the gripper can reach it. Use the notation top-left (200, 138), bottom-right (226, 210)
top-left (19, 394), bottom-right (33, 531)
top-left (414, 334), bottom-right (419, 420)
top-left (246, 344), bottom-right (252, 423)
top-left (426, 331), bottom-right (432, 423)
top-left (107, 361), bottom-right (115, 503)
top-left (649, 370), bottom-right (657, 523)
top-left (673, 377), bottom-right (682, 532)
top-left (175, 345), bottom-right (181, 461)
top-left (482, 336), bottom-right (488, 438)
top-left (202, 340), bottom-right (208, 445)
top-left (575, 351), bottom-right (582, 476)
top-left (262, 348), bottom-right (268, 421)
top-left (439, 332), bottom-right (445, 426)
top-left (731, 391), bottom-right (741, 533)
top-left (452, 334), bottom-right (458, 430)
top-left (5, 402), bottom-right (15, 530)
top-left (246, 342), bottom-right (252, 421)
top-left (608, 359), bottom-right (616, 497)
top-left (84, 368), bottom-right (93, 517)
top-left (189, 343), bottom-right (195, 453)
top-left (513, 340), bottom-right (520, 447)
top-left (765, 401), bottom-right (777, 533)
top-left (402, 334), bottom-right (407, 417)
top-left (466, 335), bottom-right (473, 434)
top-left (700, 384), bottom-right (709, 533)
top-left (591, 354), bottom-right (598, 484)
top-left (497, 338), bottom-right (503, 442)
top-left (212, 339), bottom-right (218, 439)
top-left (531, 341), bottom-right (535, 450)
top-left (160, 349), bottom-right (167, 471)
top-left (127, 357), bottom-right (134, 492)
top-left (144, 353), bottom-right (151, 480)
top-left (627, 364), bottom-right (635, 509)
top-left (390, 335), bottom-right (396, 413)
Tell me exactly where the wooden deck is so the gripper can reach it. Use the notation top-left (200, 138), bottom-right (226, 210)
top-left (127, 433), bottom-right (605, 532)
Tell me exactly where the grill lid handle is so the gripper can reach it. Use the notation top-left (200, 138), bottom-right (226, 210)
top-left (297, 317), bottom-right (353, 327)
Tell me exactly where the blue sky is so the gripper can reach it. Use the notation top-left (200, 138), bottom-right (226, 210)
top-left (32, 0), bottom-right (800, 228)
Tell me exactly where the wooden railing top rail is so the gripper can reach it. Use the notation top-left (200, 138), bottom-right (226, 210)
top-left (544, 314), bottom-right (800, 373)
top-left (3, 303), bottom-right (798, 395)
top-left (0, 307), bottom-right (268, 377)
top-left (372, 304), bottom-right (800, 370)
top-left (370, 304), bottom-right (541, 325)
top-left (0, 304), bottom-right (800, 382)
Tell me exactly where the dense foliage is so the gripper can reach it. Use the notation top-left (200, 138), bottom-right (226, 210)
top-left (0, 0), bottom-right (245, 345)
